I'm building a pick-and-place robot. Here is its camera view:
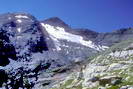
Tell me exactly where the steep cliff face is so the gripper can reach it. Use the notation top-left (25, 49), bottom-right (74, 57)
top-left (0, 13), bottom-right (49, 89)
top-left (0, 13), bottom-right (48, 65)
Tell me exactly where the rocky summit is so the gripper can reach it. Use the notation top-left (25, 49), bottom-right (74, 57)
top-left (0, 12), bottom-right (133, 89)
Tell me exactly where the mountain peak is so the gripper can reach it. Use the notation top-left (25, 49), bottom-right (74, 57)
top-left (0, 12), bottom-right (36, 19)
top-left (43, 17), bottom-right (69, 28)
top-left (45, 17), bottom-right (63, 22)
top-left (0, 12), bottom-right (37, 27)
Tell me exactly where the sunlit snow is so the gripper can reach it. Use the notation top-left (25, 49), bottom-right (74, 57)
top-left (15, 15), bottom-right (29, 19)
top-left (17, 28), bottom-right (21, 33)
top-left (16, 19), bottom-right (22, 23)
top-left (41, 23), bottom-right (108, 51)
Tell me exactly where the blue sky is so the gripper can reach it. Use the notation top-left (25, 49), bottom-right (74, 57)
top-left (0, 0), bottom-right (133, 32)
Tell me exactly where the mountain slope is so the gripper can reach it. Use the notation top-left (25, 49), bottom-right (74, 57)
top-left (40, 18), bottom-right (109, 64)
top-left (0, 13), bottom-right (107, 89)
top-left (51, 39), bottom-right (133, 89)
top-left (0, 12), bottom-right (133, 89)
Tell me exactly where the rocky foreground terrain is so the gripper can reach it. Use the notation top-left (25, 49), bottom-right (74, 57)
top-left (0, 12), bottom-right (133, 89)
top-left (51, 39), bottom-right (133, 89)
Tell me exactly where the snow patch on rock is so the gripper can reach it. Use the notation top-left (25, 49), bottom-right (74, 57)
top-left (16, 19), bottom-right (22, 23)
top-left (17, 28), bottom-right (21, 33)
top-left (15, 15), bottom-right (29, 19)
top-left (41, 23), bottom-right (108, 51)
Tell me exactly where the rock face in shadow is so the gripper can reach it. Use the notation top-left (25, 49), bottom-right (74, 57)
top-left (0, 29), bottom-right (17, 66)
top-left (0, 70), bottom-right (8, 87)
top-left (0, 13), bottom-right (49, 88)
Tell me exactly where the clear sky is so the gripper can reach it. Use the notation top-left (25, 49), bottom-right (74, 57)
top-left (0, 0), bottom-right (133, 32)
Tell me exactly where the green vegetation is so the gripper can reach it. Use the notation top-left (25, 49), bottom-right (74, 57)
top-left (107, 85), bottom-right (120, 89)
